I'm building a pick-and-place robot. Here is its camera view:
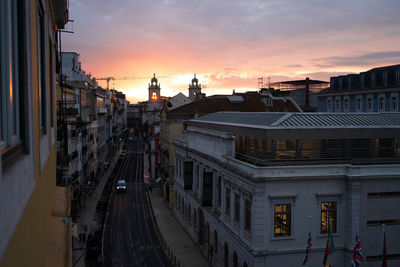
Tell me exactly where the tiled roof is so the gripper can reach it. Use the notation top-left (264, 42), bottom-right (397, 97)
top-left (279, 113), bottom-right (400, 127)
top-left (167, 93), bottom-right (299, 119)
top-left (197, 112), bottom-right (284, 126)
top-left (195, 112), bottom-right (400, 128)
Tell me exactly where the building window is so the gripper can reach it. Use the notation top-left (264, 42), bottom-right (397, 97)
top-left (378, 95), bottom-right (385, 112)
top-left (217, 176), bottom-right (222, 208)
top-left (274, 204), bottom-right (291, 237)
top-left (392, 95), bottom-right (398, 111)
top-left (37, 4), bottom-right (47, 134)
top-left (357, 96), bottom-right (362, 112)
top-left (234, 193), bottom-right (240, 223)
top-left (367, 96), bottom-right (373, 112)
top-left (245, 198), bottom-right (251, 231)
top-left (152, 92), bottom-right (157, 100)
top-left (188, 203), bottom-right (191, 222)
top-left (335, 98), bottom-right (340, 112)
top-left (1, 0), bottom-right (25, 157)
top-left (224, 243), bottom-right (229, 267)
top-left (225, 187), bottom-right (231, 216)
top-left (233, 252), bottom-right (238, 267)
top-left (344, 97), bottom-right (349, 112)
top-left (48, 27), bottom-right (55, 127)
top-left (194, 209), bottom-right (197, 228)
top-left (197, 164), bottom-right (200, 189)
top-left (214, 231), bottom-right (218, 253)
top-left (321, 201), bottom-right (337, 234)
top-left (327, 98), bottom-right (332, 111)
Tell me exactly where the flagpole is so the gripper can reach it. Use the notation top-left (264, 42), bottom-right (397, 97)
top-left (382, 224), bottom-right (387, 267)
top-left (302, 216), bottom-right (312, 266)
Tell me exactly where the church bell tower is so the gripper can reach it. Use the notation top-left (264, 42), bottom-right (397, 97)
top-left (188, 74), bottom-right (201, 101)
top-left (148, 74), bottom-right (161, 101)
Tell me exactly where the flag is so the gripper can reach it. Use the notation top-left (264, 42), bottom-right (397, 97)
top-left (323, 222), bottom-right (335, 266)
top-left (302, 231), bottom-right (312, 265)
top-left (351, 233), bottom-right (364, 267)
top-left (382, 225), bottom-right (387, 267)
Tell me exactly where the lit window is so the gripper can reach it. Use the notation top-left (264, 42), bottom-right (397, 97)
top-left (274, 204), bottom-right (291, 236)
top-left (152, 92), bottom-right (157, 100)
top-left (321, 201), bottom-right (337, 234)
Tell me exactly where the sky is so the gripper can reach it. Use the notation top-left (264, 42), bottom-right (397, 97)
top-left (63, 0), bottom-right (400, 103)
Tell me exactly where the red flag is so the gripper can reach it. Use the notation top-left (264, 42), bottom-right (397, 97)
top-left (323, 222), bottom-right (335, 266)
top-left (302, 231), bottom-right (312, 265)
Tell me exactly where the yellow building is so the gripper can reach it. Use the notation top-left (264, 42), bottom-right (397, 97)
top-left (0, 1), bottom-right (69, 266)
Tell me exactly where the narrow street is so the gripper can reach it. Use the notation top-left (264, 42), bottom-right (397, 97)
top-left (103, 137), bottom-right (170, 267)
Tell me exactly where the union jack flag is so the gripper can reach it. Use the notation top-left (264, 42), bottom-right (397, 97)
top-left (302, 231), bottom-right (312, 265)
top-left (351, 234), bottom-right (364, 267)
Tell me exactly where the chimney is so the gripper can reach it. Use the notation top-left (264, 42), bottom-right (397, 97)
top-left (305, 77), bottom-right (310, 108)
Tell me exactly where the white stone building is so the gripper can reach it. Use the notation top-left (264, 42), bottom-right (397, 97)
top-left (174, 112), bottom-right (400, 267)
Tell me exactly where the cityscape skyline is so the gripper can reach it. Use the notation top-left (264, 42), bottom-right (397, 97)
top-left (63, 0), bottom-right (400, 103)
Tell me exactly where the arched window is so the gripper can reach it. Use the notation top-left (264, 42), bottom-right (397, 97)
top-left (224, 242), bottom-right (229, 267)
top-left (214, 231), bottom-right (218, 253)
top-left (233, 252), bottom-right (238, 267)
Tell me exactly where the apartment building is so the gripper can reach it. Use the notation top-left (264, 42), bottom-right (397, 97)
top-left (318, 64), bottom-right (400, 112)
top-left (160, 90), bottom-right (301, 205)
top-left (174, 112), bottom-right (400, 267)
top-left (0, 0), bottom-right (70, 266)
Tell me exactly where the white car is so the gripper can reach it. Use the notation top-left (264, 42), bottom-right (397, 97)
top-left (116, 179), bottom-right (127, 192)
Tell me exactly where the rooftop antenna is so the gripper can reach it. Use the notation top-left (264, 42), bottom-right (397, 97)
top-left (258, 77), bottom-right (264, 89)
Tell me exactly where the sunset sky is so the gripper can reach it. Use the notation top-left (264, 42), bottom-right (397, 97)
top-left (63, 0), bottom-right (400, 103)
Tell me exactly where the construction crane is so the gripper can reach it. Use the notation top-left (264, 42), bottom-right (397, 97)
top-left (94, 75), bottom-right (168, 90)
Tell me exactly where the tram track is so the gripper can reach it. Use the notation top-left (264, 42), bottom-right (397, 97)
top-left (104, 137), bottom-right (170, 267)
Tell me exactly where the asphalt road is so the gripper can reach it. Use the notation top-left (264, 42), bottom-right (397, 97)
top-left (103, 137), bottom-right (170, 267)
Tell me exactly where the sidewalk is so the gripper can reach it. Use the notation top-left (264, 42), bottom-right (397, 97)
top-left (71, 151), bottom-right (120, 267)
top-left (144, 153), bottom-right (209, 267)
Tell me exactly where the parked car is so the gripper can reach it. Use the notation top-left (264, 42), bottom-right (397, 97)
top-left (116, 179), bottom-right (127, 192)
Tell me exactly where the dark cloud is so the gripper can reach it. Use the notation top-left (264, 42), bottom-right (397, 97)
top-left (286, 64), bottom-right (302, 68)
top-left (314, 51), bottom-right (400, 68)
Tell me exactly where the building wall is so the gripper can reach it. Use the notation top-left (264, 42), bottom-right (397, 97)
top-left (1, 0), bottom-right (69, 266)
top-left (173, 125), bottom-right (400, 267)
top-left (318, 65), bottom-right (400, 112)
top-left (318, 90), bottom-right (400, 112)
top-left (167, 121), bottom-right (186, 204)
